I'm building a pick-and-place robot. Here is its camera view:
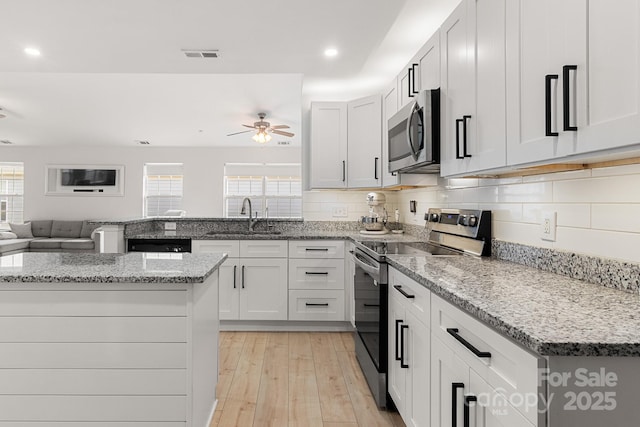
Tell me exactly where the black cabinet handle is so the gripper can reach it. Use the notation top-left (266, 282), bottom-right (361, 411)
top-left (407, 67), bottom-right (414, 98)
top-left (393, 284), bottom-right (415, 299)
top-left (305, 248), bottom-right (329, 251)
top-left (374, 157), bottom-right (379, 180)
top-left (233, 265), bottom-right (237, 289)
top-left (462, 115), bottom-right (472, 158)
top-left (305, 302), bottom-right (329, 307)
top-left (363, 303), bottom-right (380, 307)
top-left (464, 395), bottom-right (477, 427)
top-left (395, 319), bottom-right (403, 361)
top-left (342, 160), bottom-right (346, 182)
top-left (305, 271), bottom-right (329, 275)
top-left (452, 382), bottom-right (465, 427)
top-left (400, 324), bottom-right (409, 368)
top-left (563, 65), bottom-right (578, 131)
top-left (447, 328), bottom-right (491, 358)
top-left (455, 118), bottom-right (464, 159)
top-left (241, 265), bottom-right (245, 289)
top-left (411, 63), bottom-right (419, 94)
top-left (545, 74), bottom-right (559, 136)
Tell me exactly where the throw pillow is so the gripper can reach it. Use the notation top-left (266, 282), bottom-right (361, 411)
top-left (0, 231), bottom-right (18, 240)
top-left (9, 222), bottom-right (34, 238)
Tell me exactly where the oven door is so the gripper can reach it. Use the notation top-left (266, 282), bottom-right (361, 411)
top-left (352, 248), bottom-right (387, 372)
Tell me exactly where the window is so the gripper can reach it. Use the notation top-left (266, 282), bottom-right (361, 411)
top-left (224, 163), bottom-right (302, 219)
top-left (143, 163), bottom-right (184, 217)
top-left (0, 163), bottom-right (24, 225)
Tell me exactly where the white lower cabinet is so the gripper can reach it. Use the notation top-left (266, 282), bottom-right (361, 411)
top-left (193, 240), bottom-right (288, 321)
top-left (388, 268), bottom-right (430, 426)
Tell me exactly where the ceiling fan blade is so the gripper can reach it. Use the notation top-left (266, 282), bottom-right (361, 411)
top-left (242, 124), bottom-right (256, 129)
top-left (270, 125), bottom-right (290, 130)
top-left (272, 130), bottom-right (294, 137)
top-left (227, 129), bottom-right (255, 136)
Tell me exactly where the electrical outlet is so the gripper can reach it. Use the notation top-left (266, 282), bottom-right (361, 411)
top-left (164, 222), bottom-right (177, 230)
top-left (540, 211), bottom-right (557, 241)
top-left (332, 206), bottom-right (348, 217)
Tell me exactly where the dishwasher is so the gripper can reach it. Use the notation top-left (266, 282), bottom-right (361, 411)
top-left (127, 238), bottom-right (192, 253)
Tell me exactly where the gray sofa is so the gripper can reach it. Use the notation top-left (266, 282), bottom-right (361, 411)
top-left (0, 220), bottom-right (100, 256)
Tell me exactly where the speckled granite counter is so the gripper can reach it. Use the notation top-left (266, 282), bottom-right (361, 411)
top-left (387, 254), bottom-right (640, 357)
top-left (0, 252), bottom-right (226, 283)
top-left (130, 229), bottom-right (419, 242)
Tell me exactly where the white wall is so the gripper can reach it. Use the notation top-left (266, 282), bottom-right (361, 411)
top-left (307, 164), bottom-right (640, 264)
top-left (1, 146), bottom-right (300, 220)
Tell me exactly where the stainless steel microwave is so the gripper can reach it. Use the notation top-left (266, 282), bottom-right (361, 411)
top-left (388, 88), bottom-right (440, 173)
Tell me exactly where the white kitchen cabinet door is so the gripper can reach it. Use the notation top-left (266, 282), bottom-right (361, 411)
top-left (577, 0), bottom-right (640, 154)
top-left (418, 30), bottom-right (440, 92)
top-left (399, 64), bottom-right (417, 108)
top-left (239, 258), bottom-right (288, 320)
top-left (430, 335), bottom-right (470, 427)
top-left (440, 0), bottom-right (473, 177)
top-left (310, 102), bottom-right (348, 189)
top-left (405, 310), bottom-right (430, 427)
top-left (388, 288), bottom-right (408, 414)
top-left (382, 81), bottom-right (401, 187)
top-left (506, 0), bottom-right (586, 165)
top-left (347, 94), bottom-right (382, 188)
top-left (218, 258), bottom-right (240, 320)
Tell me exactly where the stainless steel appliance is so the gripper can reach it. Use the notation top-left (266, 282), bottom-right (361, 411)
top-left (388, 88), bottom-right (440, 174)
top-left (361, 192), bottom-right (388, 233)
top-left (127, 238), bottom-right (192, 253)
top-left (351, 208), bottom-right (491, 408)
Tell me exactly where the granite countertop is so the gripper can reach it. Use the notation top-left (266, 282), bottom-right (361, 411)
top-left (387, 254), bottom-right (640, 357)
top-left (0, 252), bottom-right (226, 284)
top-left (129, 230), bottom-right (420, 242)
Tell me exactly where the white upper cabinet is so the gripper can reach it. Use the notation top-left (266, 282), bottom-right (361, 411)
top-left (418, 31), bottom-right (440, 92)
top-left (310, 102), bottom-right (348, 189)
top-left (347, 94), bottom-right (382, 188)
top-left (440, 0), bottom-right (508, 177)
top-left (382, 81), bottom-right (400, 187)
top-left (507, 0), bottom-right (640, 165)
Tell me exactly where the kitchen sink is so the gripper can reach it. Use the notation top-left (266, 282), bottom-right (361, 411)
top-left (206, 230), bottom-right (282, 236)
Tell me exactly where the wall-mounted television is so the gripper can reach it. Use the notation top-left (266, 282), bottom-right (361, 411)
top-left (60, 169), bottom-right (117, 187)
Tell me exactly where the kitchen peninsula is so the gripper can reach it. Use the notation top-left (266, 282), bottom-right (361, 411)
top-left (0, 251), bottom-right (226, 426)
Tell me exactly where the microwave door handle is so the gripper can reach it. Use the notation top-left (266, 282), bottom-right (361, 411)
top-left (406, 101), bottom-right (420, 160)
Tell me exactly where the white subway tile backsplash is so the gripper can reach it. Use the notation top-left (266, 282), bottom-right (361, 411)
top-left (591, 204), bottom-right (640, 233)
top-left (522, 204), bottom-right (591, 228)
top-left (554, 227), bottom-right (640, 264)
top-left (478, 203), bottom-right (523, 222)
top-left (478, 176), bottom-right (523, 187)
top-left (591, 163), bottom-right (640, 177)
top-left (493, 221), bottom-right (553, 248)
top-left (497, 182), bottom-right (553, 203)
top-left (522, 169), bottom-right (592, 183)
top-left (554, 175), bottom-right (640, 203)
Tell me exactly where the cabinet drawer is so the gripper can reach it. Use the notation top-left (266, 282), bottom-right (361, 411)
top-left (240, 240), bottom-right (288, 258)
top-left (288, 240), bottom-right (345, 259)
top-left (289, 258), bottom-right (345, 290)
top-left (389, 267), bottom-right (430, 325)
top-left (431, 294), bottom-right (541, 425)
top-left (288, 290), bottom-right (345, 321)
top-left (192, 240), bottom-right (239, 257)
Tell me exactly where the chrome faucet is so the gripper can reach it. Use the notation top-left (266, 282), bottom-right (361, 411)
top-left (240, 197), bottom-right (258, 231)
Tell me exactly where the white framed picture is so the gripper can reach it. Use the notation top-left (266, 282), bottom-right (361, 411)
top-left (45, 164), bottom-right (124, 196)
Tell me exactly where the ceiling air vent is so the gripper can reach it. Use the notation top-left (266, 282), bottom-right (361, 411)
top-left (182, 49), bottom-right (219, 58)
top-left (136, 140), bottom-right (150, 145)
top-left (277, 141), bottom-right (291, 146)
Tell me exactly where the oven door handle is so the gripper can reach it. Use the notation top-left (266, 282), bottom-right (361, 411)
top-left (351, 250), bottom-right (381, 279)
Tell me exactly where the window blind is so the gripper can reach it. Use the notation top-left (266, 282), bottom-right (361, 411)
top-left (0, 163), bottom-right (24, 225)
top-left (144, 163), bottom-right (184, 217)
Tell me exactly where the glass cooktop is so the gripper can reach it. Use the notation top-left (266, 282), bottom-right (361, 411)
top-left (357, 240), bottom-right (462, 257)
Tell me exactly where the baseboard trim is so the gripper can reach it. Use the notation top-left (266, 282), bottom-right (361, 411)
top-left (205, 398), bottom-right (218, 427)
top-left (220, 320), bottom-right (354, 332)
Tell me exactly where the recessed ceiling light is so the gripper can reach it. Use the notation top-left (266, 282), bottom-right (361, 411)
top-left (324, 48), bottom-right (338, 58)
top-left (24, 47), bottom-right (41, 57)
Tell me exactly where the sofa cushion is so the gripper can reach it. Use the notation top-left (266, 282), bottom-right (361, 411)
top-left (51, 221), bottom-right (83, 238)
top-left (80, 220), bottom-right (100, 238)
top-left (0, 231), bottom-right (18, 240)
top-left (9, 222), bottom-right (33, 238)
top-left (30, 220), bottom-right (53, 237)
top-left (29, 238), bottom-right (70, 250)
top-left (60, 238), bottom-right (95, 251)
top-left (0, 239), bottom-right (31, 253)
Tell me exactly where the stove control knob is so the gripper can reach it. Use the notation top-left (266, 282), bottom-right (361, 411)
top-left (458, 215), bottom-right (468, 226)
top-left (428, 213), bottom-right (439, 222)
top-left (468, 215), bottom-right (478, 227)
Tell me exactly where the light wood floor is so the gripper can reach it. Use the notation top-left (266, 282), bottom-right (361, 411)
top-left (211, 331), bottom-right (406, 427)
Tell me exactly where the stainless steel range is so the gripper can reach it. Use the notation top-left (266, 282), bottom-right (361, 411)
top-left (351, 208), bottom-right (492, 408)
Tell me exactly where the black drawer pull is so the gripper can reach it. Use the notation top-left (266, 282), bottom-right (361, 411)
top-left (464, 395), bottom-right (477, 427)
top-left (545, 74), bottom-right (559, 136)
top-left (452, 382), bottom-right (464, 427)
top-left (455, 118), bottom-right (464, 159)
top-left (563, 65), bottom-right (578, 131)
top-left (305, 248), bottom-right (329, 251)
top-left (411, 63), bottom-right (419, 95)
top-left (241, 265), bottom-right (245, 289)
top-left (446, 328), bottom-right (491, 358)
top-left (393, 285), bottom-right (415, 299)
top-left (233, 265), bottom-right (237, 289)
top-left (395, 319), bottom-right (403, 361)
top-left (400, 324), bottom-right (409, 368)
top-left (305, 271), bottom-right (329, 275)
top-left (462, 115), bottom-right (472, 157)
top-left (363, 303), bottom-right (380, 307)
top-left (305, 303), bottom-right (329, 307)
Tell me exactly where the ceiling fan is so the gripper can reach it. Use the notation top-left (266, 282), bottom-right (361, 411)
top-left (227, 112), bottom-right (294, 143)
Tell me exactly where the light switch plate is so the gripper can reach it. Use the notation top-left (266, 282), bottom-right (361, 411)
top-left (164, 222), bottom-right (177, 230)
top-left (540, 211), bottom-right (557, 241)
top-left (332, 206), bottom-right (348, 217)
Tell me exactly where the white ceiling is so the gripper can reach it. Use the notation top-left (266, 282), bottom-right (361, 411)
top-left (0, 0), bottom-right (458, 148)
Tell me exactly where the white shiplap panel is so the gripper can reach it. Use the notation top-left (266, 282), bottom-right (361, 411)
top-left (0, 317), bottom-right (186, 342)
top-left (0, 395), bottom-right (185, 422)
top-left (0, 343), bottom-right (186, 368)
top-left (0, 369), bottom-right (186, 395)
top-left (0, 290), bottom-right (187, 316)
